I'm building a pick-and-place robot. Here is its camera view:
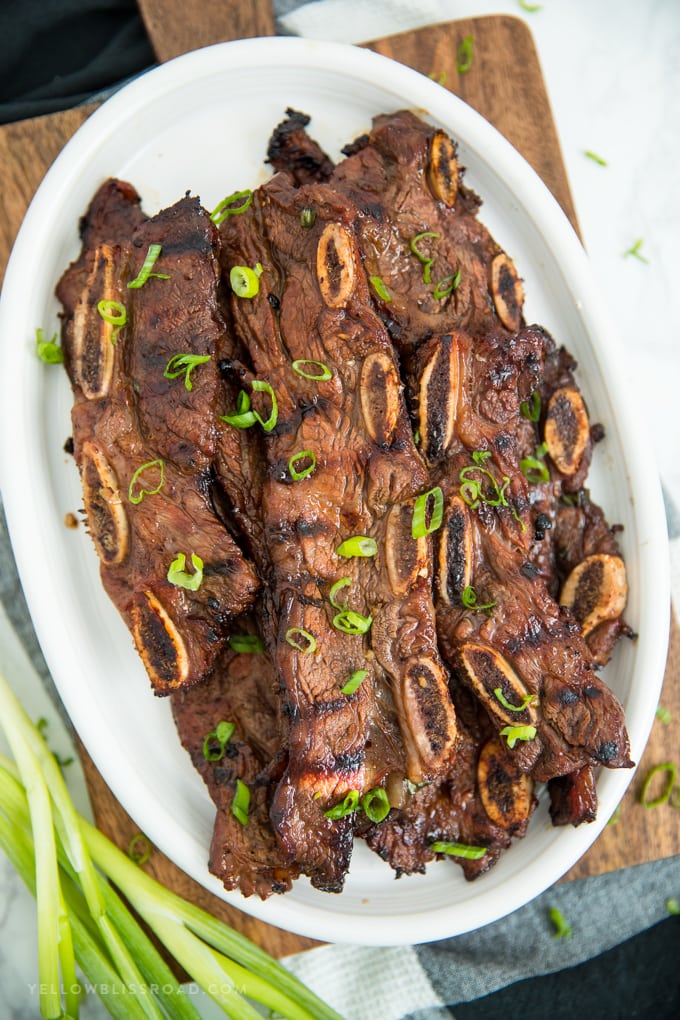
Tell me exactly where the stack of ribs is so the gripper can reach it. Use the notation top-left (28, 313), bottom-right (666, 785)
top-left (57, 109), bottom-right (632, 898)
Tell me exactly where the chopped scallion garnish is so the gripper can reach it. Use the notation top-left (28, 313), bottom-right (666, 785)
top-left (493, 687), bottom-right (538, 712)
top-left (289, 449), bottom-right (316, 480)
top-left (127, 459), bottom-right (164, 505)
top-left (341, 669), bottom-right (368, 695)
top-left (607, 803), bottom-right (622, 826)
top-left (292, 359), bottom-right (332, 381)
top-left (127, 244), bottom-right (170, 288)
top-left (228, 634), bottom-right (264, 654)
top-left (520, 390), bottom-right (541, 421)
top-left (231, 779), bottom-right (250, 826)
top-left (430, 840), bottom-right (487, 860)
top-left (202, 720), bottom-right (236, 761)
top-left (549, 906), bottom-right (572, 939)
top-left (35, 327), bottom-right (63, 364)
top-left (409, 231), bottom-right (441, 284)
top-left (329, 577), bottom-right (352, 610)
top-left (583, 150), bottom-right (607, 166)
top-left (411, 486), bottom-right (444, 538)
top-left (369, 275), bottom-right (392, 302)
top-left (323, 790), bottom-right (360, 819)
top-left (656, 705), bottom-right (672, 724)
top-left (361, 788), bottom-right (390, 824)
top-left (333, 610), bottom-right (373, 635)
top-left (518, 1), bottom-right (543, 12)
top-left (459, 453), bottom-right (512, 511)
top-left (163, 352), bottom-right (211, 391)
top-left (520, 453), bottom-right (550, 485)
top-left (300, 207), bottom-right (316, 228)
top-left (221, 380), bottom-right (278, 432)
top-left (639, 762), bottom-right (678, 808)
top-left (167, 551), bottom-right (204, 591)
top-left (126, 833), bottom-right (152, 866)
top-left (667, 898), bottom-right (680, 916)
top-left (97, 300), bottom-right (126, 338)
top-left (336, 536), bottom-right (378, 558)
top-left (285, 628), bottom-right (317, 654)
top-left (624, 239), bottom-right (649, 263)
top-left (433, 270), bottom-right (461, 299)
top-left (457, 34), bottom-right (474, 75)
top-left (500, 724), bottom-right (537, 749)
top-left (210, 189), bottom-right (253, 225)
top-left (461, 585), bottom-right (497, 617)
top-left (229, 264), bottom-right (261, 298)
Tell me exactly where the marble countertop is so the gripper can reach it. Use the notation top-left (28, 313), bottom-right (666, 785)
top-left (1, 1), bottom-right (678, 1016)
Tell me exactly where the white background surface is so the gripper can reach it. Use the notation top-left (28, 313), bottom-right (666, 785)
top-left (1, 1), bottom-right (678, 1016)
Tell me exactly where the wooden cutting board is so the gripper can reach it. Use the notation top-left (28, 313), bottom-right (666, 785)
top-left (1, 6), bottom-right (677, 957)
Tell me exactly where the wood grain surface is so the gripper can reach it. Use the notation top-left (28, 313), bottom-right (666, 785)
top-left (137, 0), bottom-right (275, 62)
top-left (0, 9), bottom-right (677, 958)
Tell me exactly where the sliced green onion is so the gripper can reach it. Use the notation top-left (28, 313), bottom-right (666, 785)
top-left (341, 669), bottom-right (368, 696)
top-left (332, 610), bottom-right (373, 635)
top-left (210, 189), bottom-right (253, 225)
top-left (500, 724), bottom-right (537, 749)
top-left (202, 721), bottom-right (236, 762)
top-left (300, 207), bottom-right (316, 228)
top-left (292, 359), bottom-right (332, 381)
top-left (666, 898), bottom-right (680, 916)
top-left (433, 270), bottom-right (461, 299)
top-left (639, 762), bottom-right (678, 808)
top-left (97, 299), bottom-right (126, 333)
top-left (459, 454), bottom-right (512, 511)
top-left (624, 239), bottom-right (649, 263)
top-left (163, 352), bottom-right (211, 391)
top-left (410, 231), bottom-right (440, 284)
top-left (329, 577), bottom-right (352, 610)
top-left (324, 790), bottom-right (359, 819)
top-left (221, 389), bottom-right (257, 429)
top-left (128, 459), bottom-right (165, 505)
top-left (656, 705), bottom-right (672, 724)
top-left (127, 833), bottom-right (152, 866)
top-left (518, 1), bottom-right (543, 11)
top-left (361, 787), bottom-right (390, 824)
top-left (584, 150), bottom-right (607, 166)
top-left (289, 449), bottom-right (316, 481)
top-left (250, 379), bottom-right (278, 432)
top-left (228, 634), bottom-right (264, 654)
top-left (229, 265), bottom-right (260, 298)
top-left (285, 628), bottom-right (317, 654)
top-left (607, 803), bottom-right (622, 827)
top-left (520, 455), bottom-right (550, 485)
top-left (457, 34), bottom-right (474, 74)
top-left (231, 779), bottom-right (250, 826)
top-left (336, 536), bottom-right (378, 558)
top-left (127, 244), bottom-right (170, 288)
top-left (412, 486), bottom-right (444, 538)
top-left (430, 841), bottom-right (487, 860)
top-left (461, 585), bottom-right (497, 616)
top-left (428, 70), bottom-right (448, 86)
top-left (167, 552), bottom-right (204, 592)
top-left (549, 906), bottom-right (572, 939)
top-left (221, 380), bottom-right (278, 432)
top-left (520, 390), bottom-right (541, 421)
top-left (493, 687), bottom-right (538, 713)
top-left (35, 327), bottom-right (63, 364)
top-left (369, 275), bottom-right (392, 302)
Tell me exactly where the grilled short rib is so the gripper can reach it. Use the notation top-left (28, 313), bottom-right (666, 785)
top-left (57, 182), bottom-right (259, 693)
top-left (218, 169), bottom-right (458, 890)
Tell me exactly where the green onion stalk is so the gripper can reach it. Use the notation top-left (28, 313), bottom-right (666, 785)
top-left (0, 669), bottom-right (344, 1020)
